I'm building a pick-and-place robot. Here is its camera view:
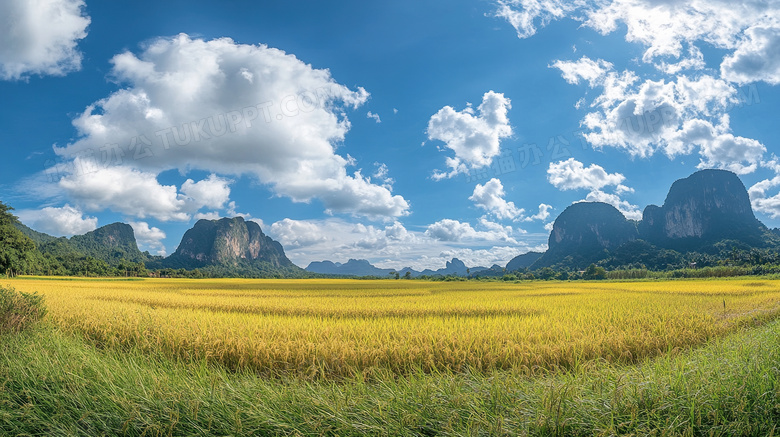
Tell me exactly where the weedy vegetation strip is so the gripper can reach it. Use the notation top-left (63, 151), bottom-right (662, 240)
top-left (0, 285), bottom-right (46, 334)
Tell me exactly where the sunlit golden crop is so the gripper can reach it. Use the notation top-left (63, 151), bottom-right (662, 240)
top-left (8, 277), bottom-right (780, 378)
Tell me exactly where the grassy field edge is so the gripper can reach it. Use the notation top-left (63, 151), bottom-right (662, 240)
top-left (2, 319), bottom-right (780, 436)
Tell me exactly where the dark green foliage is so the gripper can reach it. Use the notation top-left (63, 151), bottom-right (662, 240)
top-left (13, 221), bottom-right (57, 246)
top-left (582, 264), bottom-right (607, 280)
top-left (69, 223), bottom-right (147, 264)
top-left (0, 286), bottom-right (46, 334)
top-left (0, 202), bottom-right (43, 276)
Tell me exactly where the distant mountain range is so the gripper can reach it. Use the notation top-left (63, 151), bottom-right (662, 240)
top-left (9, 168), bottom-right (779, 277)
top-left (306, 257), bottom-right (501, 278)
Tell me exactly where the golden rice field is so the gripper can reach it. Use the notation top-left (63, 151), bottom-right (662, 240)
top-left (7, 277), bottom-right (780, 378)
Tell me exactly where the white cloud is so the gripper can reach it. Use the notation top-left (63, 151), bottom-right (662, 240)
top-left (583, 190), bottom-right (641, 220)
top-left (0, 0), bottom-right (90, 80)
top-left (428, 91), bottom-right (512, 179)
top-left (53, 33), bottom-right (409, 218)
top-left (582, 73), bottom-right (745, 158)
top-left (194, 211), bottom-right (221, 220)
top-left (16, 204), bottom-right (97, 237)
top-left (494, 0), bottom-right (582, 39)
top-left (548, 158), bottom-right (640, 219)
top-left (516, 2), bottom-right (775, 175)
top-left (384, 221), bottom-right (409, 241)
top-left (269, 218), bottom-right (329, 249)
top-left (367, 111), bottom-right (382, 123)
top-left (497, 0), bottom-right (780, 78)
top-left (722, 24), bottom-right (780, 85)
top-left (564, 69), bottom-right (766, 173)
top-left (180, 174), bottom-right (232, 211)
top-left (129, 221), bottom-right (167, 256)
top-left (748, 171), bottom-right (780, 219)
top-left (372, 162), bottom-right (394, 189)
top-left (469, 178), bottom-right (524, 220)
top-left (675, 117), bottom-right (765, 174)
top-left (425, 218), bottom-right (519, 244)
top-left (58, 164), bottom-right (239, 221)
top-left (526, 203), bottom-right (553, 222)
top-left (425, 219), bottom-right (479, 242)
top-left (547, 158), bottom-right (626, 191)
top-left (225, 201), bottom-right (252, 219)
top-left (59, 165), bottom-right (188, 221)
top-left (550, 56), bottom-right (613, 87)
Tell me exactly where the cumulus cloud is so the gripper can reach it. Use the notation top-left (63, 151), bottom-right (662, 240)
top-left (469, 178), bottom-right (523, 220)
top-left (425, 218), bottom-right (519, 244)
top-left (53, 33), bottom-right (409, 218)
top-left (582, 73), bottom-right (750, 158)
top-left (497, 0), bottom-right (780, 77)
top-left (722, 24), bottom-right (780, 85)
top-left (494, 0), bottom-right (581, 39)
top-left (428, 91), bottom-right (512, 179)
top-left (367, 111), bottom-right (382, 123)
top-left (499, 1), bottom-right (776, 174)
top-left (748, 165), bottom-right (780, 219)
top-left (58, 164), bottom-right (236, 221)
top-left (0, 0), bottom-right (90, 80)
top-left (372, 162), bottom-right (395, 189)
top-left (180, 174), bottom-right (232, 211)
top-left (583, 190), bottom-right (641, 220)
top-left (547, 158), bottom-right (627, 191)
top-left (269, 218), bottom-right (329, 249)
top-left (526, 203), bottom-right (553, 222)
top-left (548, 158), bottom-right (640, 219)
top-left (129, 221), bottom-right (167, 255)
top-left (550, 56), bottom-right (613, 87)
top-left (16, 204), bottom-right (97, 237)
top-left (59, 165), bottom-right (185, 221)
top-left (556, 64), bottom-right (766, 173)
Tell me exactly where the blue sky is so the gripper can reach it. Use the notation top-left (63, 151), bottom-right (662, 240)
top-left (1, 0), bottom-right (779, 270)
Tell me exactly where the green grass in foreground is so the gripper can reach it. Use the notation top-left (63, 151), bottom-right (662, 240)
top-left (2, 320), bottom-right (780, 436)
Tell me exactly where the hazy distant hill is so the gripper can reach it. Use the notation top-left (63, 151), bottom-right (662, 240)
top-left (306, 257), bottom-right (487, 277)
top-left (306, 259), bottom-right (394, 276)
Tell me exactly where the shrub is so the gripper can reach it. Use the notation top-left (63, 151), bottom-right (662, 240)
top-left (0, 286), bottom-right (46, 334)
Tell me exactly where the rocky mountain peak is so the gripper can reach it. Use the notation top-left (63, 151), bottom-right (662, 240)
top-left (639, 169), bottom-right (765, 248)
top-left (170, 217), bottom-right (293, 268)
top-left (534, 202), bottom-right (638, 269)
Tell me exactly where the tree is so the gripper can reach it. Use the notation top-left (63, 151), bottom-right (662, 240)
top-left (582, 263), bottom-right (607, 280)
top-left (0, 202), bottom-right (39, 276)
top-left (403, 271), bottom-right (412, 279)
